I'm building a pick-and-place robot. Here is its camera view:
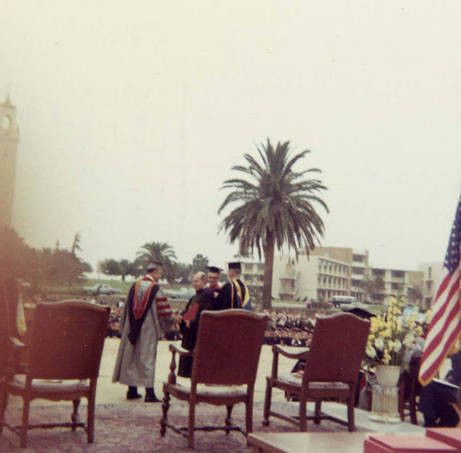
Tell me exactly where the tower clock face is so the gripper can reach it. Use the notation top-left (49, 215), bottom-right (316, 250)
top-left (1, 115), bottom-right (11, 131)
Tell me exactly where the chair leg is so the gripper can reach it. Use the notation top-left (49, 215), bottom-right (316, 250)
top-left (347, 397), bottom-right (355, 432)
top-left (245, 395), bottom-right (253, 434)
top-left (20, 397), bottom-right (30, 448)
top-left (71, 399), bottom-right (80, 431)
top-left (160, 387), bottom-right (170, 437)
top-left (225, 405), bottom-right (233, 434)
top-left (188, 400), bottom-right (195, 449)
top-left (299, 399), bottom-right (307, 432)
top-left (262, 378), bottom-right (272, 426)
top-left (410, 398), bottom-right (418, 425)
top-left (87, 392), bottom-right (96, 443)
top-left (314, 401), bottom-right (321, 424)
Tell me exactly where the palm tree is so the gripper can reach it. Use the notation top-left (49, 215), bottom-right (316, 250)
top-left (218, 139), bottom-right (328, 309)
top-left (136, 241), bottom-right (177, 283)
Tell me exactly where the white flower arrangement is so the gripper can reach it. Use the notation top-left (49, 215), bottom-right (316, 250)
top-left (364, 296), bottom-right (431, 369)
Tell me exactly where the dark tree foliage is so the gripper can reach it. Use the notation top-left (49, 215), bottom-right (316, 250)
top-left (136, 241), bottom-right (177, 283)
top-left (98, 258), bottom-right (138, 281)
top-left (191, 254), bottom-right (209, 274)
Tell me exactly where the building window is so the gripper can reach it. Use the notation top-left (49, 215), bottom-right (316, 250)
top-left (352, 267), bottom-right (365, 275)
top-left (353, 254), bottom-right (364, 263)
top-left (391, 270), bottom-right (404, 278)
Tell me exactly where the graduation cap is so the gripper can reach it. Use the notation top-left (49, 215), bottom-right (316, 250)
top-left (146, 261), bottom-right (163, 272)
top-left (228, 262), bottom-right (242, 271)
top-left (207, 266), bottom-right (222, 273)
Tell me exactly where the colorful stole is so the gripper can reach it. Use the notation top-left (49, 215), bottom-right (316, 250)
top-left (132, 277), bottom-right (157, 319)
top-left (182, 302), bottom-right (199, 322)
top-left (229, 279), bottom-right (242, 309)
top-left (236, 279), bottom-right (251, 309)
top-left (127, 277), bottom-right (159, 345)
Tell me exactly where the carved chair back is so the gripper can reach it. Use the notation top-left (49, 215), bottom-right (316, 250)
top-left (191, 309), bottom-right (267, 385)
top-left (302, 312), bottom-right (370, 386)
top-left (27, 301), bottom-right (109, 380)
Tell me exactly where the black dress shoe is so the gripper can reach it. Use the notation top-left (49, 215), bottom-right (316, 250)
top-left (144, 394), bottom-right (161, 403)
top-left (126, 391), bottom-right (142, 400)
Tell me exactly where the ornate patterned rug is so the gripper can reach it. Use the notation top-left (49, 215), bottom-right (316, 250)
top-left (0, 400), bottom-right (361, 452)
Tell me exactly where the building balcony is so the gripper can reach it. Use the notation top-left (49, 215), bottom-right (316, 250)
top-left (279, 288), bottom-right (296, 295)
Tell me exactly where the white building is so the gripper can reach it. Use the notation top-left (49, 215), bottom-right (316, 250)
top-left (310, 247), bottom-right (369, 301)
top-left (272, 254), bottom-right (351, 302)
top-left (370, 267), bottom-right (424, 306)
top-left (241, 261), bottom-right (265, 288)
top-left (239, 248), bottom-right (435, 308)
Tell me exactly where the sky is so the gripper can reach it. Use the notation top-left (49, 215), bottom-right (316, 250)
top-left (1, 1), bottom-right (461, 272)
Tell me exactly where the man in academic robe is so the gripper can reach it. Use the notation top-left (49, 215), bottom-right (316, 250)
top-left (215, 262), bottom-right (251, 310)
top-left (419, 351), bottom-right (461, 427)
top-left (207, 266), bottom-right (222, 291)
top-left (178, 272), bottom-right (215, 377)
top-left (112, 261), bottom-right (165, 402)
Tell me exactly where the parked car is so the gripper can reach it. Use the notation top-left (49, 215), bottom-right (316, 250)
top-left (164, 287), bottom-right (195, 299)
top-left (83, 283), bottom-right (121, 295)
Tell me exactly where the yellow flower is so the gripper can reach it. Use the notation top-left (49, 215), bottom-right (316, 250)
top-left (425, 309), bottom-right (432, 323)
top-left (382, 329), bottom-right (391, 338)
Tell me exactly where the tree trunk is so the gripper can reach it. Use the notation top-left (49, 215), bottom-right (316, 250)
top-left (262, 234), bottom-right (275, 310)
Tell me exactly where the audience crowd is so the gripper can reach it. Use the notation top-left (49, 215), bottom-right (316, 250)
top-left (106, 307), bottom-right (317, 347)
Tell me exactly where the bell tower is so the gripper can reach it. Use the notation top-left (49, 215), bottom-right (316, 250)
top-left (0, 93), bottom-right (19, 228)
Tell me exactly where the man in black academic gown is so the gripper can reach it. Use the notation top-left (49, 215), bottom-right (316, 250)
top-left (178, 272), bottom-right (215, 378)
top-left (215, 262), bottom-right (251, 310)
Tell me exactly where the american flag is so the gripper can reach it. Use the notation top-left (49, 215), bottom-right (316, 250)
top-left (419, 194), bottom-right (461, 386)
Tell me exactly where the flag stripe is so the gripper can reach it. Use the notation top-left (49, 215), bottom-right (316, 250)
top-left (423, 272), bottom-right (460, 353)
top-left (421, 319), bottom-right (461, 382)
top-left (423, 303), bottom-right (458, 361)
top-left (434, 272), bottom-right (452, 302)
top-left (421, 304), bottom-right (460, 372)
top-left (420, 278), bottom-right (460, 380)
top-left (429, 272), bottom-right (458, 327)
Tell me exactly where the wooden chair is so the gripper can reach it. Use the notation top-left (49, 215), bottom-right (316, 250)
top-left (398, 353), bottom-right (422, 424)
top-left (0, 301), bottom-right (110, 448)
top-left (263, 312), bottom-right (370, 431)
top-left (160, 309), bottom-right (267, 449)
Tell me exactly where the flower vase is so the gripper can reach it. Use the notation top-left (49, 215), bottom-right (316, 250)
top-left (369, 365), bottom-right (401, 423)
